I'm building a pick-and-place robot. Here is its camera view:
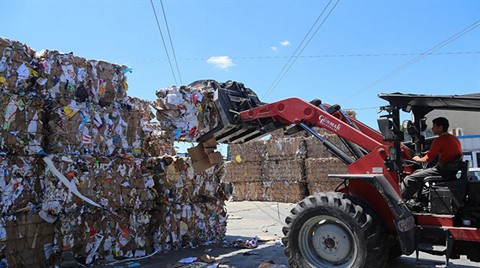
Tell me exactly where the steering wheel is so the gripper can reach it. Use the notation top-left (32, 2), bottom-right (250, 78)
top-left (403, 159), bottom-right (429, 170)
top-left (403, 159), bottom-right (417, 165)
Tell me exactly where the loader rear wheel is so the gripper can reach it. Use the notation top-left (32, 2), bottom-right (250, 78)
top-left (282, 192), bottom-right (388, 268)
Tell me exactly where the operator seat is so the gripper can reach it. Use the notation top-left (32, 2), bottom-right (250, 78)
top-left (466, 174), bottom-right (480, 208)
top-left (424, 160), bottom-right (469, 214)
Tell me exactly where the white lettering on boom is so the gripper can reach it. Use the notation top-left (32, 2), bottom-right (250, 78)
top-left (318, 115), bottom-right (341, 132)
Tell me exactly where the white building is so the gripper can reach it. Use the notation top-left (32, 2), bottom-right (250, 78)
top-left (425, 110), bottom-right (480, 168)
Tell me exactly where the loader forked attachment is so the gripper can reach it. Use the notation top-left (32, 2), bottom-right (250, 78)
top-left (196, 81), bottom-right (284, 144)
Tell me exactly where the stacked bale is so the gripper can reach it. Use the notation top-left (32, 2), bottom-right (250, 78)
top-left (151, 157), bottom-right (227, 252)
top-left (305, 157), bottom-right (347, 193)
top-left (304, 130), bottom-right (350, 194)
top-left (0, 94), bottom-right (45, 155)
top-left (45, 96), bottom-right (153, 156)
top-left (224, 124), bottom-right (353, 202)
top-left (32, 49), bottom-right (161, 264)
top-left (142, 122), bottom-right (176, 157)
top-left (3, 214), bottom-right (55, 267)
top-left (304, 134), bottom-right (349, 158)
top-left (38, 155), bottom-right (226, 263)
top-left (0, 155), bottom-right (43, 215)
top-left (224, 137), bottom-right (309, 203)
top-left (0, 38), bottom-right (227, 267)
top-left (0, 38), bottom-right (51, 266)
top-left (34, 49), bottom-right (144, 156)
top-left (223, 141), bottom-right (265, 183)
top-left (0, 38), bottom-right (44, 155)
top-left (152, 84), bottom-right (218, 142)
top-left (151, 83), bottom-right (229, 251)
top-left (223, 141), bottom-right (266, 201)
top-left (0, 38), bottom-right (37, 94)
top-left (34, 50), bottom-right (128, 106)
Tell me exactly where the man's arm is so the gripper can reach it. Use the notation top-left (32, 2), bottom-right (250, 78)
top-left (413, 138), bottom-right (441, 163)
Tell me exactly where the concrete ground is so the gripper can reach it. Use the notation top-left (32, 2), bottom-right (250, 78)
top-left (102, 201), bottom-right (479, 268)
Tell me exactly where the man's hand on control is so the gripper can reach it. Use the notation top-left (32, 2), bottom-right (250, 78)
top-left (412, 155), bottom-right (425, 162)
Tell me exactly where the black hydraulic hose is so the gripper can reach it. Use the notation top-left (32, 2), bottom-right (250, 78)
top-left (300, 122), bottom-right (355, 165)
top-left (320, 104), bottom-right (365, 160)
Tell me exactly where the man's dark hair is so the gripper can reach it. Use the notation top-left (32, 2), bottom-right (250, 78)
top-left (432, 117), bottom-right (449, 131)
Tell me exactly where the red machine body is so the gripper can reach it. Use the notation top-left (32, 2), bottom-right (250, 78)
top-left (197, 80), bottom-right (480, 267)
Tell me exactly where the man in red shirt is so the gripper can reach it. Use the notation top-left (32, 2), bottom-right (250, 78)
top-left (401, 117), bottom-right (463, 200)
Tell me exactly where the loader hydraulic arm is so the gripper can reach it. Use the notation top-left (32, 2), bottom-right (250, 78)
top-left (239, 97), bottom-right (388, 154)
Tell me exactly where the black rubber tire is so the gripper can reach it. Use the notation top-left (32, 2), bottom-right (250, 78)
top-left (282, 192), bottom-right (388, 268)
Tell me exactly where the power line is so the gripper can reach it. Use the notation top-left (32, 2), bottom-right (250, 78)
top-left (150, 0), bottom-right (178, 85)
top-left (177, 51), bottom-right (480, 61)
top-left (339, 19), bottom-right (480, 102)
top-left (114, 51), bottom-right (479, 63)
top-left (268, 0), bottom-right (341, 98)
top-left (263, 0), bottom-right (334, 100)
top-left (263, 0), bottom-right (340, 100)
top-left (159, 0), bottom-right (182, 84)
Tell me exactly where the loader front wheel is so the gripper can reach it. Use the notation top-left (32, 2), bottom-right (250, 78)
top-left (282, 192), bottom-right (388, 268)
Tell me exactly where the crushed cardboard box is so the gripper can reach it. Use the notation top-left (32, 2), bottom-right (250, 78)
top-left (188, 138), bottom-right (223, 173)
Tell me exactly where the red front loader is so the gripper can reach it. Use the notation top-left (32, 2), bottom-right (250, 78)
top-left (195, 80), bottom-right (480, 268)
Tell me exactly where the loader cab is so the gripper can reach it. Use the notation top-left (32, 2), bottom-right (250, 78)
top-left (378, 93), bottom-right (480, 214)
top-left (378, 93), bottom-right (480, 166)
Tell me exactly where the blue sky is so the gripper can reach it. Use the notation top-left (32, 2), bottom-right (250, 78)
top-left (1, 0), bottom-right (479, 129)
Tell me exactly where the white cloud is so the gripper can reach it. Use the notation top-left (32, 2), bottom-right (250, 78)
top-left (280, 40), bottom-right (290, 46)
top-left (207, 56), bottom-right (234, 69)
top-left (271, 46), bottom-right (278, 51)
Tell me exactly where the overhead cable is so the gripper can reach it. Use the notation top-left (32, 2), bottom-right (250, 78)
top-left (150, 0), bottom-right (178, 85)
top-left (263, 0), bottom-right (340, 100)
top-left (112, 51), bottom-right (480, 63)
top-left (339, 19), bottom-right (480, 102)
top-left (159, 0), bottom-right (182, 84)
top-left (178, 51), bottom-right (480, 61)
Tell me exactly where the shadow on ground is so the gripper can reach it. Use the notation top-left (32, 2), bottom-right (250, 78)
top-left (96, 235), bottom-right (287, 268)
top-left (99, 235), bottom-right (479, 268)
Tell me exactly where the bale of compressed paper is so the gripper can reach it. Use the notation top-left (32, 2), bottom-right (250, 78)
top-left (229, 140), bottom-right (266, 163)
top-left (264, 137), bottom-right (307, 160)
top-left (0, 41), bottom-right (44, 157)
top-left (222, 140), bottom-right (267, 184)
top-left (150, 157), bottom-right (227, 252)
top-left (33, 154), bottom-right (227, 264)
top-left (262, 159), bottom-right (305, 183)
top-left (305, 134), bottom-right (350, 158)
top-left (227, 157), bottom-right (307, 202)
top-left (151, 200), bottom-right (227, 252)
top-left (52, 208), bottom-right (155, 264)
top-left (229, 137), bottom-right (306, 163)
top-left (153, 84), bottom-right (218, 142)
top-left (4, 213), bottom-right (55, 267)
top-left (154, 156), bottom-right (227, 204)
top-left (0, 38), bottom-right (37, 94)
top-left (0, 93), bottom-right (45, 155)
top-left (35, 50), bottom-right (130, 106)
top-left (305, 157), bottom-right (347, 193)
top-left (222, 161), bottom-right (262, 183)
top-left (39, 154), bottom-right (160, 215)
top-left (45, 97), bottom-right (154, 156)
top-left (142, 122), bottom-right (176, 157)
top-left (0, 155), bottom-right (43, 216)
